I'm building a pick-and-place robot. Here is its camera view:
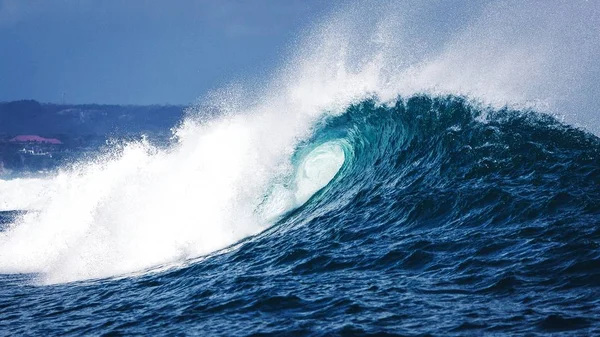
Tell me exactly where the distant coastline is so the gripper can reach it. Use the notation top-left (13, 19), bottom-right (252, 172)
top-left (0, 100), bottom-right (187, 175)
top-left (0, 100), bottom-right (186, 139)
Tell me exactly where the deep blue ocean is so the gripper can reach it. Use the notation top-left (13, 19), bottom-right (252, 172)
top-left (1, 95), bottom-right (599, 336)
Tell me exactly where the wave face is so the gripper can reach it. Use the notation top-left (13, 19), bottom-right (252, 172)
top-left (1, 0), bottom-right (600, 335)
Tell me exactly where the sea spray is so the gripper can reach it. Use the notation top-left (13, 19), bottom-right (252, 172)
top-left (0, 0), bottom-right (598, 284)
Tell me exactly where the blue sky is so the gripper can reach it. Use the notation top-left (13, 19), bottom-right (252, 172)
top-left (0, 0), bottom-right (338, 105)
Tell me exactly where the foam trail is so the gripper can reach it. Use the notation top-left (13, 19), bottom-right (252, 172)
top-left (0, 0), bottom-right (598, 284)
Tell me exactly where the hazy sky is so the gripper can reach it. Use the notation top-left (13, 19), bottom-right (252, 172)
top-left (0, 0), bottom-right (338, 105)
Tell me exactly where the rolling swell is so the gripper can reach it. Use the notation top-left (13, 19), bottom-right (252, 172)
top-left (2, 95), bottom-right (599, 335)
top-left (254, 95), bottom-right (600, 334)
top-left (229, 96), bottom-right (600, 335)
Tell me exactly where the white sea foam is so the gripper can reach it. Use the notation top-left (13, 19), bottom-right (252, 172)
top-left (0, 177), bottom-right (56, 212)
top-left (0, 0), bottom-right (597, 284)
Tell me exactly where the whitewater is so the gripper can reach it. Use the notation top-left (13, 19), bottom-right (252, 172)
top-left (0, 1), bottom-right (599, 335)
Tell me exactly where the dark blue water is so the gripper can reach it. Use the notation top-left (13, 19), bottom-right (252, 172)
top-left (1, 95), bottom-right (599, 336)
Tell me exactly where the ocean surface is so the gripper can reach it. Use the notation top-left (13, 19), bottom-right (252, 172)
top-left (1, 95), bottom-right (599, 335)
top-left (1, 1), bottom-right (600, 335)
